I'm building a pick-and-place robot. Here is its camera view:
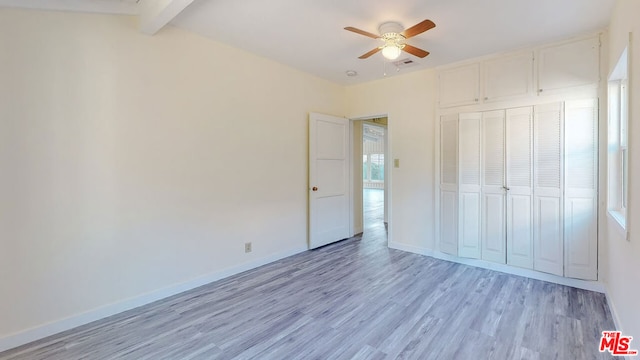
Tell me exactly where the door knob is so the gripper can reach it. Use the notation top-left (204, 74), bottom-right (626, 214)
top-left (312, 187), bottom-right (318, 191)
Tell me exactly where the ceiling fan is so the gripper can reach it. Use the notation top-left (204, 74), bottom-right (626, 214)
top-left (344, 19), bottom-right (435, 60)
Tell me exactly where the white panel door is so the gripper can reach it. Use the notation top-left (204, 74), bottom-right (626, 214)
top-left (483, 51), bottom-right (534, 102)
top-left (564, 99), bottom-right (598, 280)
top-left (506, 107), bottom-right (534, 269)
top-left (458, 112), bottom-right (482, 259)
top-left (440, 114), bottom-right (459, 255)
top-left (438, 63), bottom-right (480, 108)
top-left (309, 113), bottom-right (350, 249)
top-left (481, 110), bottom-right (506, 264)
top-left (533, 103), bottom-right (564, 276)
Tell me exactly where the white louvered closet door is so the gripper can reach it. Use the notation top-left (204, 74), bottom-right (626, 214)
top-left (564, 99), bottom-right (598, 280)
top-left (533, 103), bottom-right (564, 276)
top-left (458, 112), bottom-right (482, 259)
top-left (440, 114), bottom-right (459, 255)
top-left (481, 110), bottom-right (507, 264)
top-left (506, 107), bottom-right (534, 269)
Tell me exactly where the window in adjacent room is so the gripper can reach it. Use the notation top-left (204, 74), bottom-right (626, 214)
top-left (362, 123), bottom-right (386, 189)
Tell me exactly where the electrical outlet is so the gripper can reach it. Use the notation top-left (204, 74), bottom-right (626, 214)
top-left (244, 242), bottom-right (252, 253)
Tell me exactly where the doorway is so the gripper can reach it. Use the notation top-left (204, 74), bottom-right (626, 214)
top-left (352, 118), bottom-right (388, 243)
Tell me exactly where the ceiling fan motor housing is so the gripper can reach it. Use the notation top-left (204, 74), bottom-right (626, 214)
top-left (378, 21), bottom-right (406, 51)
top-left (378, 21), bottom-right (404, 36)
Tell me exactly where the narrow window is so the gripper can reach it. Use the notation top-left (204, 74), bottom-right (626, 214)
top-left (607, 45), bottom-right (629, 232)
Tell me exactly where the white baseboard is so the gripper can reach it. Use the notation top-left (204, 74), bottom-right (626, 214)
top-left (603, 291), bottom-right (633, 360)
top-left (388, 241), bottom-right (606, 293)
top-left (0, 245), bottom-right (308, 354)
top-left (604, 285), bottom-right (624, 332)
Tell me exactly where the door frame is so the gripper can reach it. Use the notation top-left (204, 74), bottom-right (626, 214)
top-left (349, 113), bottom-right (392, 245)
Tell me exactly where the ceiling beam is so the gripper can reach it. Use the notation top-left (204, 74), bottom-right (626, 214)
top-left (139, 0), bottom-right (195, 35)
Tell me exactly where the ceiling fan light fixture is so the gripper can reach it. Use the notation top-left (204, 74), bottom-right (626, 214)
top-left (382, 45), bottom-right (402, 60)
top-left (379, 25), bottom-right (406, 60)
top-left (381, 34), bottom-right (405, 60)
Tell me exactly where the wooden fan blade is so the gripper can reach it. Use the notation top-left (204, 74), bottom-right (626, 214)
top-left (359, 47), bottom-right (382, 59)
top-left (402, 19), bottom-right (436, 39)
top-left (403, 44), bottom-right (430, 58)
top-left (344, 26), bottom-right (380, 39)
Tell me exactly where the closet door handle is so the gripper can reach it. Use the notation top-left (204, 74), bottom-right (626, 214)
top-left (503, 186), bottom-right (510, 191)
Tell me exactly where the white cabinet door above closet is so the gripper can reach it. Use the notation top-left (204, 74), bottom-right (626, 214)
top-left (564, 99), bottom-right (598, 280)
top-left (506, 107), bottom-right (534, 269)
top-left (458, 112), bottom-right (482, 259)
top-left (533, 103), bottom-right (564, 276)
top-left (483, 52), bottom-right (534, 102)
top-left (481, 110), bottom-right (506, 264)
top-left (538, 36), bottom-right (600, 94)
top-left (439, 63), bottom-right (480, 108)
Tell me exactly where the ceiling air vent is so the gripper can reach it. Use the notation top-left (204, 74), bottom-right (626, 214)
top-left (392, 58), bottom-right (418, 68)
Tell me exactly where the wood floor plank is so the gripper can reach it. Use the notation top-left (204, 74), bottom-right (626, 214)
top-left (0, 189), bottom-right (616, 359)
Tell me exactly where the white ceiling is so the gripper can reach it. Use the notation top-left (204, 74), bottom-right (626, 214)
top-left (0, 0), bottom-right (140, 15)
top-left (0, 0), bottom-right (616, 85)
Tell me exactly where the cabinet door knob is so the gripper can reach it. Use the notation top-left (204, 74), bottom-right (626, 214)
top-left (475, 98), bottom-right (479, 102)
top-left (484, 97), bottom-right (488, 100)
top-left (312, 187), bottom-right (318, 191)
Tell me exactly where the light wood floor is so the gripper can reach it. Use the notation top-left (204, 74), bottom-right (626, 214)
top-left (1, 189), bottom-right (615, 359)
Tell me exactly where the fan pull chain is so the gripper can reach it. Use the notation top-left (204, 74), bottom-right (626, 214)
top-left (382, 59), bottom-right (402, 77)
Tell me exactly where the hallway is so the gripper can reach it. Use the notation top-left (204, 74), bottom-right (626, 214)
top-left (363, 188), bottom-right (386, 245)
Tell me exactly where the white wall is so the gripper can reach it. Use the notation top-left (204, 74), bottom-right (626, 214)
top-left (604, 0), bottom-right (640, 338)
top-left (0, 8), bottom-right (345, 345)
top-left (346, 70), bottom-right (438, 250)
